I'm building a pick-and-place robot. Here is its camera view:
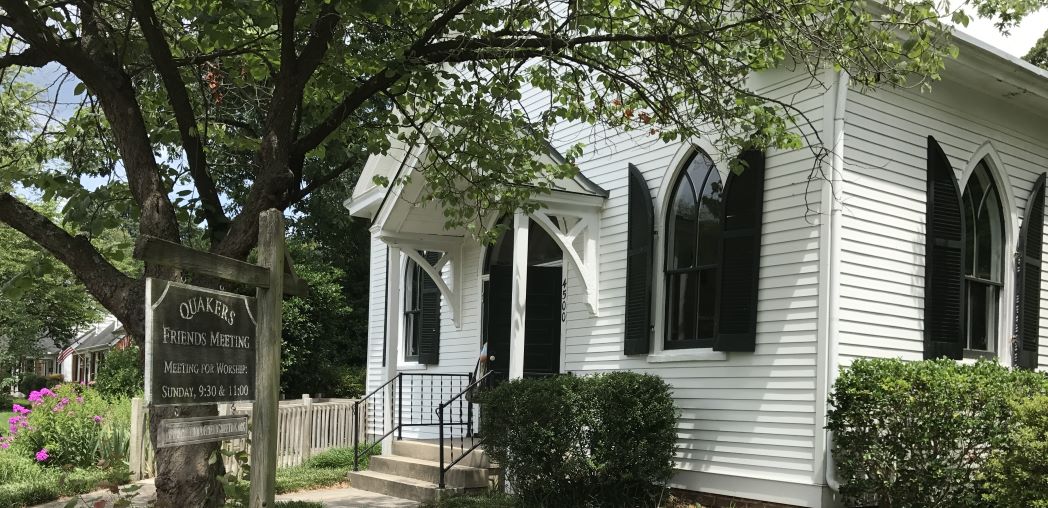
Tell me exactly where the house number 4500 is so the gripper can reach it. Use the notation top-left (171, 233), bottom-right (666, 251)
top-left (561, 279), bottom-right (568, 322)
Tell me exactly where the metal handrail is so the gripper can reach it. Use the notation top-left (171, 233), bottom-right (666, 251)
top-left (352, 371), bottom-right (477, 472)
top-left (352, 374), bottom-right (401, 471)
top-left (436, 370), bottom-right (495, 488)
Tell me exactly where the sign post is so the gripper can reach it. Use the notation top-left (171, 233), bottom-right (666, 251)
top-left (250, 209), bottom-right (284, 508)
top-left (135, 208), bottom-right (305, 508)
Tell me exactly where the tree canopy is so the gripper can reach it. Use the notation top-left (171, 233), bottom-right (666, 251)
top-left (0, 200), bottom-right (103, 367)
top-left (0, 0), bottom-right (959, 342)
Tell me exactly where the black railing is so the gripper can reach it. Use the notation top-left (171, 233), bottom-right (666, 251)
top-left (352, 372), bottom-right (474, 471)
top-left (436, 370), bottom-right (495, 488)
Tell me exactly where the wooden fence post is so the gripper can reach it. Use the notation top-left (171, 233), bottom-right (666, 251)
top-left (301, 394), bottom-right (313, 463)
top-left (129, 397), bottom-right (144, 480)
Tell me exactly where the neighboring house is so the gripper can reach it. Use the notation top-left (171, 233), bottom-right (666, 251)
top-left (6, 336), bottom-right (63, 394)
top-left (346, 30), bottom-right (1048, 507)
top-left (58, 316), bottom-right (131, 384)
top-left (20, 336), bottom-right (63, 378)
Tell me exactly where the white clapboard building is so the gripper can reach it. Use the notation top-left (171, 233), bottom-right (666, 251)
top-left (345, 30), bottom-right (1048, 507)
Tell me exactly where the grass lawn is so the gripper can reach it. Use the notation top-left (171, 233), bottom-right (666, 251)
top-left (0, 451), bottom-right (130, 507)
top-left (423, 491), bottom-right (706, 508)
top-left (273, 445), bottom-right (377, 493)
top-left (0, 397), bottom-right (30, 428)
top-left (424, 491), bottom-right (518, 508)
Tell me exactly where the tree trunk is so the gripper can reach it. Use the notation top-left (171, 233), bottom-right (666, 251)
top-left (149, 404), bottom-right (226, 508)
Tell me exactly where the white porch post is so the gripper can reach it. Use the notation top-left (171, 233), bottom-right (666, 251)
top-left (509, 211), bottom-right (529, 380)
top-left (383, 246), bottom-right (402, 456)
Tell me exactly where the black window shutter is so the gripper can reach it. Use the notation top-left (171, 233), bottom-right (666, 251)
top-left (714, 150), bottom-right (766, 352)
top-left (1015, 173), bottom-right (1046, 369)
top-left (418, 251), bottom-right (442, 365)
top-left (924, 136), bottom-right (965, 360)
top-left (624, 164), bottom-right (655, 355)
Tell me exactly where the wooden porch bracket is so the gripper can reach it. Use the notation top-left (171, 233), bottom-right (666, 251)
top-left (530, 207), bottom-right (600, 315)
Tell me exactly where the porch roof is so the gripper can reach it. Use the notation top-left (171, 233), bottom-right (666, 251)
top-left (348, 136), bottom-right (609, 321)
top-left (345, 138), bottom-right (607, 222)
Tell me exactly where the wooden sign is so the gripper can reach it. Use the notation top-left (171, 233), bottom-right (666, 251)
top-left (156, 415), bottom-right (249, 448)
top-left (145, 278), bottom-right (256, 406)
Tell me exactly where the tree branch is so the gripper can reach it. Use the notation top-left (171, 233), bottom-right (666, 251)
top-left (0, 45), bottom-right (52, 69)
top-left (292, 0), bottom-right (478, 156)
top-left (0, 192), bottom-right (137, 328)
top-left (131, 0), bottom-right (228, 240)
top-left (294, 2), bottom-right (340, 90)
top-left (0, 0), bottom-right (182, 248)
top-left (283, 157), bottom-right (356, 207)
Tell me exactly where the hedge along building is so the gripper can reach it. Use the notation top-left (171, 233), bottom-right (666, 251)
top-left (345, 29), bottom-right (1048, 507)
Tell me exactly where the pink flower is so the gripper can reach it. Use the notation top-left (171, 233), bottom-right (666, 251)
top-left (60, 397), bottom-right (69, 405)
top-left (7, 416), bottom-right (18, 425)
top-left (0, 441), bottom-right (8, 450)
top-left (12, 404), bottom-right (30, 415)
top-left (39, 388), bottom-right (54, 398)
top-left (27, 391), bottom-right (41, 404)
top-left (35, 448), bottom-right (48, 462)
top-left (92, 415), bottom-right (103, 424)
top-left (75, 396), bottom-right (83, 403)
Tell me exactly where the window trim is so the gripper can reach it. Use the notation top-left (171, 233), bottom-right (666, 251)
top-left (650, 143), bottom-right (729, 356)
top-left (957, 145), bottom-right (1018, 362)
top-left (402, 256), bottom-right (424, 363)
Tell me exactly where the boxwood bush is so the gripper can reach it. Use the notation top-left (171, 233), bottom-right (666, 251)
top-left (983, 393), bottom-right (1048, 507)
top-left (480, 372), bottom-right (677, 507)
top-left (827, 358), bottom-right (1048, 508)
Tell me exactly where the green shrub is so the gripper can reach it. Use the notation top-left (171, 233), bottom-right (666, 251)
top-left (17, 374), bottom-right (47, 395)
top-left (94, 346), bottom-right (143, 400)
top-left (982, 393), bottom-right (1048, 507)
top-left (0, 450), bottom-right (129, 507)
top-left (0, 479), bottom-right (59, 508)
top-left (480, 372), bottom-right (678, 507)
top-left (827, 358), bottom-right (1048, 508)
top-left (0, 451), bottom-right (52, 484)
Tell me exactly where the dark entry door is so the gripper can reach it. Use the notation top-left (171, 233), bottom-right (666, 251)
top-left (523, 266), bottom-right (562, 377)
top-left (485, 266), bottom-right (513, 382)
top-left (484, 265), bottom-right (562, 381)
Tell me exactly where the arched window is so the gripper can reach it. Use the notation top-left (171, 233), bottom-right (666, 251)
top-left (665, 151), bottom-right (723, 349)
top-left (962, 161), bottom-right (1004, 352)
top-left (404, 251), bottom-right (441, 364)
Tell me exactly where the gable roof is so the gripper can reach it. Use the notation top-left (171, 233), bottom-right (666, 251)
top-left (346, 134), bottom-right (607, 220)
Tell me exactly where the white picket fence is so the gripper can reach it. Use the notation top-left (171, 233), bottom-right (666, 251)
top-left (129, 396), bottom-right (365, 479)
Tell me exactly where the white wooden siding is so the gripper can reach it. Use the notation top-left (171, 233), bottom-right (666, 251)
top-left (839, 77), bottom-right (1048, 365)
top-left (364, 70), bottom-right (831, 505)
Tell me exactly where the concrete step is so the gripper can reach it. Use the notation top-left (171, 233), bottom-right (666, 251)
top-left (370, 454), bottom-right (489, 488)
top-left (347, 470), bottom-right (475, 503)
top-left (391, 440), bottom-right (490, 468)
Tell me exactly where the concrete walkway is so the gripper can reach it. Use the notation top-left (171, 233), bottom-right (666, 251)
top-left (32, 479), bottom-right (418, 508)
top-left (277, 487), bottom-right (419, 507)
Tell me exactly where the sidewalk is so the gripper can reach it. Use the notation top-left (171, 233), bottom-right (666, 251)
top-left (32, 480), bottom-right (419, 508)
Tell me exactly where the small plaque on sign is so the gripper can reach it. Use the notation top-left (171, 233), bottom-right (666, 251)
top-left (157, 415), bottom-right (249, 448)
top-left (145, 278), bottom-right (256, 406)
